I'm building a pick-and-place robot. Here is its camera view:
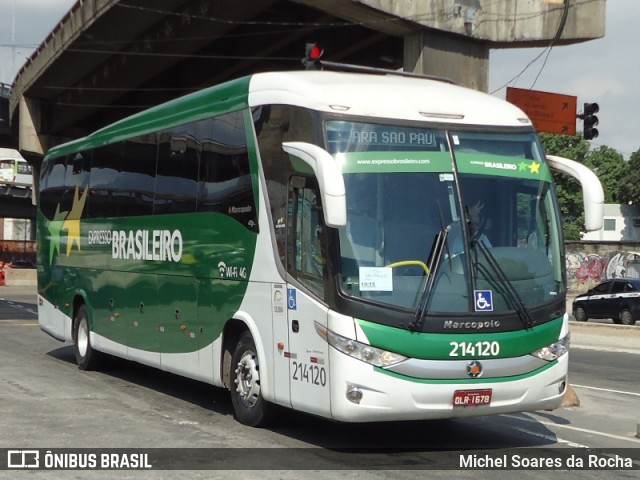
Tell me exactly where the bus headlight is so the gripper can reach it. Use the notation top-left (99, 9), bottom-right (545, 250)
top-left (531, 333), bottom-right (570, 361)
top-left (315, 322), bottom-right (407, 367)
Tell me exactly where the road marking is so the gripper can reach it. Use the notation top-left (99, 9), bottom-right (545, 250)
top-left (508, 424), bottom-right (589, 448)
top-left (0, 297), bottom-right (38, 315)
top-left (503, 413), bottom-right (640, 444)
top-left (0, 321), bottom-right (38, 326)
top-left (572, 383), bottom-right (640, 397)
top-left (571, 345), bottom-right (640, 356)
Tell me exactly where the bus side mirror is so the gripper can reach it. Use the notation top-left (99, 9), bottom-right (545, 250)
top-left (546, 155), bottom-right (604, 232)
top-left (282, 142), bottom-right (346, 228)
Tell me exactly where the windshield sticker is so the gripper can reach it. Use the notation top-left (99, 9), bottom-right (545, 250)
top-left (456, 153), bottom-right (552, 181)
top-left (339, 151), bottom-right (453, 174)
top-left (474, 290), bottom-right (494, 312)
top-left (359, 267), bottom-right (393, 292)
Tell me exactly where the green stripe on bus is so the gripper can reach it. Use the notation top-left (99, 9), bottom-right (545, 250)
top-left (38, 211), bottom-right (257, 353)
top-left (357, 316), bottom-right (563, 359)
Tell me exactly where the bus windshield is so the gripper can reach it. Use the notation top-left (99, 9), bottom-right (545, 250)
top-left (326, 120), bottom-right (564, 315)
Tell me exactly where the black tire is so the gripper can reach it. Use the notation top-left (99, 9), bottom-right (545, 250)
top-left (619, 308), bottom-right (636, 326)
top-left (573, 305), bottom-right (588, 322)
top-left (73, 304), bottom-right (102, 370)
top-left (230, 331), bottom-right (273, 427)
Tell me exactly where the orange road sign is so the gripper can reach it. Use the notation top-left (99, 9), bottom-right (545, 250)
top-left (506, 87), bottom-right (577, 136)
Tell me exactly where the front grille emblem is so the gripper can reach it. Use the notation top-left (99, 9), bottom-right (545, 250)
top-left (466, 360), bottom-right (483, 378)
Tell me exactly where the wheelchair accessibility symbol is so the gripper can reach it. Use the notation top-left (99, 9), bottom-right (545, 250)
top-left (287, 288), bottom-right (297, 310)
top-left (474, 290), bottom-right (493, 312)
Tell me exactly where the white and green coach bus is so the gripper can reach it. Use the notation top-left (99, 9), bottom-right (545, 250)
top-left (38, 71), bottom-right (603, 426)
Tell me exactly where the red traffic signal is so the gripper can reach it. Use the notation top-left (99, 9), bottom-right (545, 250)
top-left (303, 43), bottom-right (324, 70)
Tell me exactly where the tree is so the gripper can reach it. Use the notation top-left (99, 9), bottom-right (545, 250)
top-left (584, 145), bottom-right (625, 204)
top-left (618, 148), bottom-right (640, 205)
top-left (539, 132), bottom-right (589, 162)
top-left (540, 134), bottom-right (628, 240)
top-left (539, 133), bottom-right (588, 240)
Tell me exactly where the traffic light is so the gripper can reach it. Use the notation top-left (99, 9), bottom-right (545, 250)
top-left (303, 43), bottom-right (324, 70)
top-left (582, 102), bottom-right (599, 140)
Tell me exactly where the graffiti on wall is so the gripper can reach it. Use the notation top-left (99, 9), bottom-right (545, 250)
top-left (566, 250), bottom-right (640, 293)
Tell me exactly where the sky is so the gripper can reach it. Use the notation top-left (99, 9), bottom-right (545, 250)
top-left (0, 0), bottom-right (637, 157)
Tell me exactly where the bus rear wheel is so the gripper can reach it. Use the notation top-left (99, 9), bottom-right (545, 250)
top-left (230, 331), bottom-right (273, 427)
top-left (73, 304), bottom-right (102, 370)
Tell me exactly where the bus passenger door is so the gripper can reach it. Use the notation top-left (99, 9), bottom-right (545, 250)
top-left (285, 176), bottom-right (331, 417)
top-left (157, 275), bottom-right (199, 377)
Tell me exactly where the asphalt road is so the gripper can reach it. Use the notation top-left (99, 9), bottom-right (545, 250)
top-left (0, 286), bottom-right (638, 479)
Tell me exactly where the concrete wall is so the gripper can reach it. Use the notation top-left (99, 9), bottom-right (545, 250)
top-left (565, 241), bottom-right (640, 295)
top-left (4, 268), bottom-right (37, 287)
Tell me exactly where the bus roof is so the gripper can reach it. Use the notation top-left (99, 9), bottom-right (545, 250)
top-left (46, 71), bottom-right (533, 159)
top-left (248, 71), bottom-right (531, 128)
top-left (0, 148), bottom-right (26, 161)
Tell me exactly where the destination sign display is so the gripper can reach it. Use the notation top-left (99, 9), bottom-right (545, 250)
top-left (326, 121), bottom-right (438, 152)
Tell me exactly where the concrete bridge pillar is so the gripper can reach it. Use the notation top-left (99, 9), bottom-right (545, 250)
top-left (404, 31), bottom-right (489, 92)
top-left (18, 96), bottom-right (45, 158)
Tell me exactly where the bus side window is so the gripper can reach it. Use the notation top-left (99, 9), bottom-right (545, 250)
top-left (196, 111), bottom-right (257, 231)
top-left (40, 156), bottom-right (68, 219)
top-left (67, 152), bottom-right (90, 200)
top-left (89, 143), bottom-right (123, 218)
top-left (18, 161), bottom-right (32, 175)
top-left (120, 137), bottom-right (156, 216)
top-left (40, 156), bottom-right (67, 220)
top-left (155, 133), bottom-right (199, 214)
top-left (287, 176), bottom-right (326, 300)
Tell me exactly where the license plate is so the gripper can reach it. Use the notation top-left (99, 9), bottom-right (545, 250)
top-left (452, 389), bottom-right (492, 407)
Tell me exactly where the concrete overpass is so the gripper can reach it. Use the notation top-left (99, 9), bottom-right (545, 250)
top-left (9, 0), bottom-right (605, 176)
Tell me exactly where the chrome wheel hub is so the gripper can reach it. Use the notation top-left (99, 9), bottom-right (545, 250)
top-left (234, 351), bottom-right (260, 407)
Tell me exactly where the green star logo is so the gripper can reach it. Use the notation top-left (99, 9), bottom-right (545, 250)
top-left (62, 186), bottom-right (88, 256)
top-left (46, 185), bottom-right (88, 264)
top-left (48, 205), bottom-right (68, 264)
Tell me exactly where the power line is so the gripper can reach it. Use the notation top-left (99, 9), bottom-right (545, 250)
top-left (490, 0), bottom-right (571, 95)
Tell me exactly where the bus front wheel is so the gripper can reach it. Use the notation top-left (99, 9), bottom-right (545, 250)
top-left (230, 331), bottom-right (273, 427)
top-left (73, 304), bottom-right (101, 370)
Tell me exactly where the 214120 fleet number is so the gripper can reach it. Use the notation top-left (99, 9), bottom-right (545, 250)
top-left (292, 361), bottom-right (327, 387)
top-left (449, 340), bottom-right (500, 357)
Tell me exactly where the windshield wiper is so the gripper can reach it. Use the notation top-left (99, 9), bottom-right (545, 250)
top-left (408, 226), bottom-right (449, 331)
top-left (473, 241), bottom-right (534, 329)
